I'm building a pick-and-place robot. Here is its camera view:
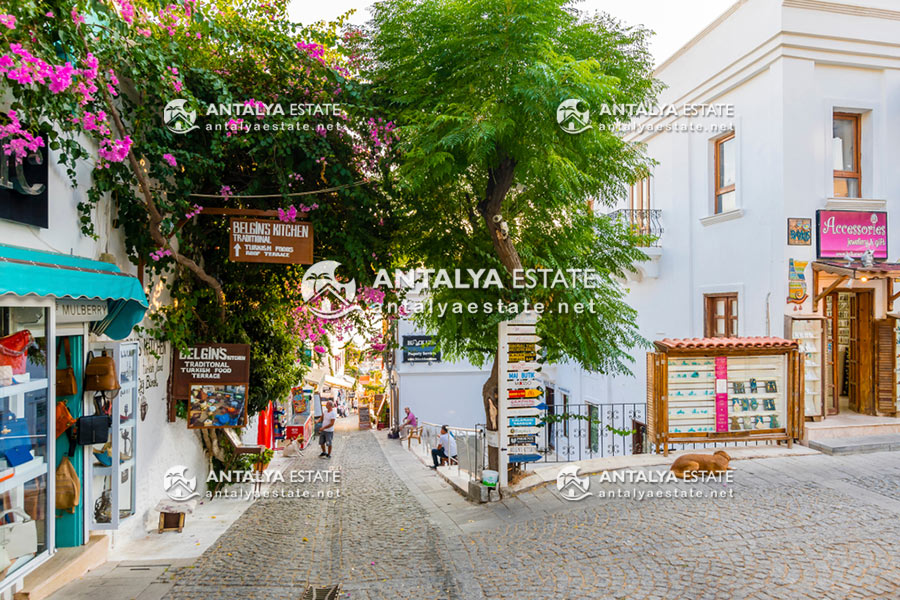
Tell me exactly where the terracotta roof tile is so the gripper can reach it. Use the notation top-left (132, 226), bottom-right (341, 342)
top-left (654, 337), bottom-right (797, 351)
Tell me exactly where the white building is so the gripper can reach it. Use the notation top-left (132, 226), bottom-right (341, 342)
top-left (0, 131), bottom-right (206, 595)
top-left (556, 0), bottom-right (900, 428)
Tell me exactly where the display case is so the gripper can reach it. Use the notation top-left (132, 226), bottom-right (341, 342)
top-left (0, 305), bottom-right (51, 581)
top-left (89, 341), bottom-right (138, 530)
top-left (786, 316), bottom-right (825, 420)
top-left (646, 337), bottom-right (804, 455)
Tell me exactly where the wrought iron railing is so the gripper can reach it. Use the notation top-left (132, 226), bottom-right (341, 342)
top-left (607, 209), bottom-right (663, 247)
top-left (535, 402), bottom-right (647, 463)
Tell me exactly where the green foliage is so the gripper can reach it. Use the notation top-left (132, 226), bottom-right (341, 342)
top-left (250, 447), bottom-right (275, 467)
top-left (540, 412), bottom-right (635, 437)
top-left (1, 0), bottom-right (395, 416)
top-left (365, 0), bottom-right (660, 376)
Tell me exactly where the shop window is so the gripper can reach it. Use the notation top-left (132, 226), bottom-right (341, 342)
top-left (704, 293), bottom-right (738, 338)
top-left (832, 113), bottom-right (860, 198)
top-left (0, 306), bottom-right (51, 579)
top-left (714, 132), bottom-right (736, 214)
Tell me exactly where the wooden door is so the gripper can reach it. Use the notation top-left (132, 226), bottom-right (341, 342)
top-left (853, 291), bottom-right (874, 415)
top-left (825, 294), bottom-right (839, 415)
top-left (848, 293), bottom-right (858, 411)
top-left (874, 319), bottom-right (897, 416)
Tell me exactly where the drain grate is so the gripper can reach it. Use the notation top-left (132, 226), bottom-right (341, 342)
top-left (301, 584), bottom-right (342, 600)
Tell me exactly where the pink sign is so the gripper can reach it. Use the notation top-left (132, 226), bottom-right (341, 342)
top-left (816, 210), bottom-right (887, 259)
top-left (714, 357), bottom-right (728, 433)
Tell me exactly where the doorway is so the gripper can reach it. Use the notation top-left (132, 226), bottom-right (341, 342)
top-left (825, 290), bottom-right (873, 416)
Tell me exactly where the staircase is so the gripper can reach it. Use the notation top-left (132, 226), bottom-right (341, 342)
top-left (804, 411), bottom-right (900, 455)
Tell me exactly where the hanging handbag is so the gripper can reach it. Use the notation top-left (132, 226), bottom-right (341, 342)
top-left (0, 509), bottom-right (37, 559)
top-left (0, 331), bottom-right (33, 375)
top-left (55, 456), bottom-right (81, 514)
top-left (83, 351), bottom-right (119, 392)
top-left (75, 414), bottom-right (111, 445)
top-left (56, 338), bottom-right (78, 397)
top-left (55, 402), bottom-right (76, 439)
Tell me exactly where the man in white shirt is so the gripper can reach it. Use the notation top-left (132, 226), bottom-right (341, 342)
top-left (430, 425), bottom-right (458, 469)
top-left (317, 400), bottom-right (337, 458)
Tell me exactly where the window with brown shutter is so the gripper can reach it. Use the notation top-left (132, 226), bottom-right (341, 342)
top-left (874, 319), bottom-right (897, 416)
top-left (704, 293), bottom-right (738, 338)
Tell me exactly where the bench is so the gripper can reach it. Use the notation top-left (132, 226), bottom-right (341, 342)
top-left (407, 426), bottom-right (423, 449)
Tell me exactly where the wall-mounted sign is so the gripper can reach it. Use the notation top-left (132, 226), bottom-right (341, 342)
top-left (402, 335), bottom-right (441, 363)
top-left (787, 218), bottom-right (811, 246)
top-left (229, 218), bottom-right (314, 264)
top-left (0, 146), bottom-right (48, 228)
top-left (787, 259), bottom-right (809, 305)
top-left (816, 210), bottom-right (887, 259)
top-left (55, 299), bottom-right (109, 323)
top-left (172, 343), bottom-right (251, 400)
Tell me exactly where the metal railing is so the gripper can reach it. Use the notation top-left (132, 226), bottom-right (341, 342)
top-left (419, 421), bottom-right (483, 479)
top-left (607, 209), bottom-right (663, 247)
top-left (535, 402), bottom-right (647, 463)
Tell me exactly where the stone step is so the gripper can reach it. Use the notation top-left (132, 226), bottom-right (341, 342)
top-left (807, 434), bottom-right (900, 456)
top-left (14, 535), bottom-right (108, 600)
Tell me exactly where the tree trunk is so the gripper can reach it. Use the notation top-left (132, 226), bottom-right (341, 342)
top-left (477, 154), bottom-right (519, 471)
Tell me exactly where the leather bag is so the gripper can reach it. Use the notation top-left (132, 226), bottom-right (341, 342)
top-left (56, 338), bottom-right (78, 397)
top-left (55, 402), bottom-right (76, 439)
top-left (0, 509), bottom-right (37, 559)
top-left (0, 331), bottom-right (33, 375)
top-left (83, 351), bottom-right (119, 392)
top-left (75, 414), bottom-right (111, 445)
top-left (55, 456), bottom-right (81, 514)
top-left (0, 413), bottom-right (32, 466)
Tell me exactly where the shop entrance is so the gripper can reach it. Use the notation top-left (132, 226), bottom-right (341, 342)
top-left (824, 290), bottom-right (879, 416)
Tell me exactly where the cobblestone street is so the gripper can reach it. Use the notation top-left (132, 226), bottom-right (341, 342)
top-left (158, 421), bottom-right (900, 600)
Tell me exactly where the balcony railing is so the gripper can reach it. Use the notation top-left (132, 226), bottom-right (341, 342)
top-left (607, 209), bottom-right (663, 247)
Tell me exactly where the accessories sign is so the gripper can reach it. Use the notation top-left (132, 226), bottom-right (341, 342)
top-left (816, 210), bottom-right (887, 259)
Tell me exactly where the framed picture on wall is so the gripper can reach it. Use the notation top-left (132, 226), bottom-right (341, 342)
top-left (787, 218), bottom-right (812, 246)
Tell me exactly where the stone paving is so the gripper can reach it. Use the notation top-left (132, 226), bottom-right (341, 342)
top-left (154, 421), bottom-right (900, 600)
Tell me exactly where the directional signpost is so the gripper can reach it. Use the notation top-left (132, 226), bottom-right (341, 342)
top-left (229, 217), bottom-right (314, 264)
top-left (497, 311), bottom-right (543, 487)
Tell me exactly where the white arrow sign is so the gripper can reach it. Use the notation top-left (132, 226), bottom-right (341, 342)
top-left (233, 243), bottom-right (241, 257)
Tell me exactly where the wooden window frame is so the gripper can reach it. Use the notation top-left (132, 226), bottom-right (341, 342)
top-left (833, 112), bottom-right (861, 198)
top-left (629, 176), bottom-right (651, 212)
top-left (704, 293), bottom-right (739, 338)
top-left (713, 132), bottom-right (736, 214)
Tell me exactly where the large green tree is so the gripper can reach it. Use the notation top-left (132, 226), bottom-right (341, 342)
top-left (363, 0), bottom-right (659, 456)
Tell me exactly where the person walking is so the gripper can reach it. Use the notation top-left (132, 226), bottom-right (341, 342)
top-left (317, 400), bottom-right (337, 458)
top-left (430, 425), bottom-right (457, 469)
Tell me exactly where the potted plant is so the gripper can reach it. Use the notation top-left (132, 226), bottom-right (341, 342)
top-left (250, 448), bottom-right (274, 473)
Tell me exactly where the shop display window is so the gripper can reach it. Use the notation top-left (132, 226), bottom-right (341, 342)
top-left (0, 306), bottom-right (51, 578)
top-left (667, 355), bottom-right (787, 434)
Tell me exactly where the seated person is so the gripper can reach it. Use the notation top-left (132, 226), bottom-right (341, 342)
top-left (430, 425), bottom-right (458, 469)
top-left (399, 407), bottom-right (418, 440)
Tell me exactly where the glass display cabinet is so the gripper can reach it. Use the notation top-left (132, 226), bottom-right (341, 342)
top-left (89, 341), bottom-right (138, 529)
top-left (786, 316), bottom-right (826, 419)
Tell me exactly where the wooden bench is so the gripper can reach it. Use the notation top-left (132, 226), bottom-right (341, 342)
top-left (407, 426), bottom-right (423, 449)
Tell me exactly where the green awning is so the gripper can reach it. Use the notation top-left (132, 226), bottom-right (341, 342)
top-left (0, 244), bottom-right (148, 340)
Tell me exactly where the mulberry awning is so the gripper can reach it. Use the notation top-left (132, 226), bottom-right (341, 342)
top-left (0, 244), bottom-right (148, 340)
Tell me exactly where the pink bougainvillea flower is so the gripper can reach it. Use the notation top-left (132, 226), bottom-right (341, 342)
top-left (162, 153), bottom-right (177, 167)
top-left (219, 185), bottom-right (233, 199)
top-left (313, 345), bottom-right (326, 354)
top-left (0, 14), bottom-right (16, 29)
top-left (71, 8), bottom-right (85, 25)
top-left (45, 11), bottom-right (55, 18)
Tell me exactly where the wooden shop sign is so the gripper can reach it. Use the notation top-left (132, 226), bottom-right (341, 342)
top-left (229, 218), bottom-right (314, 264)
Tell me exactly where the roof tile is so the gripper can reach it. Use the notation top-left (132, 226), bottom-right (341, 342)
top-left (654, 336), bottom-right (797, 351)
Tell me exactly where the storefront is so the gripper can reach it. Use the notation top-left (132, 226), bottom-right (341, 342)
top-left (0, 244), bottom-right (146, 591)
top-left (806, 260), bottom-right (900, 419)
